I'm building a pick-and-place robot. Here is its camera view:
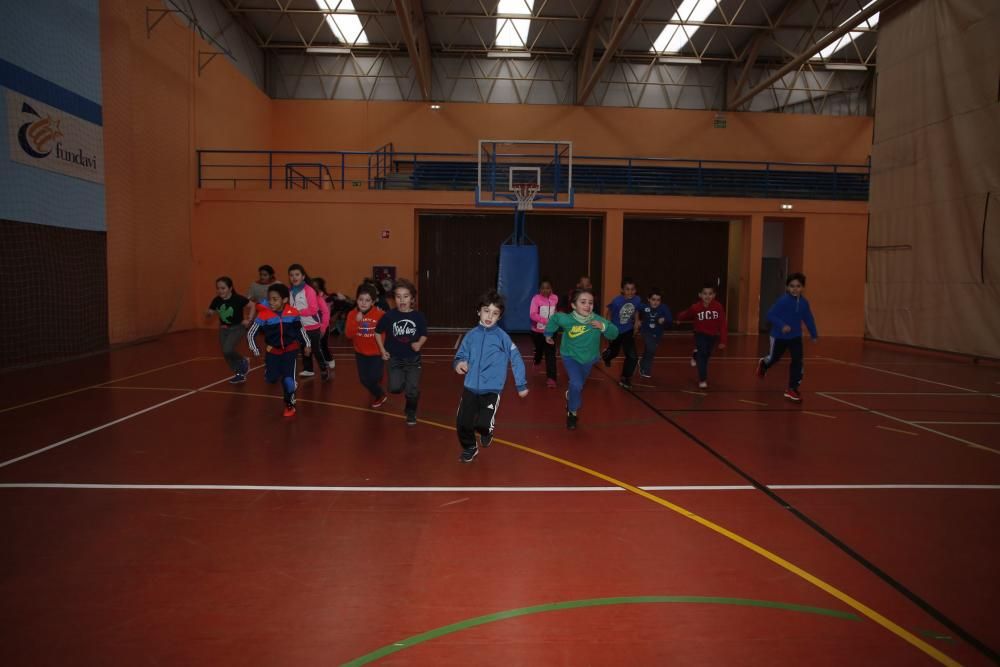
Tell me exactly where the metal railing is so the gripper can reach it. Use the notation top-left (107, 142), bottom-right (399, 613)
top-left (197, 147), bottom-right (870, 201)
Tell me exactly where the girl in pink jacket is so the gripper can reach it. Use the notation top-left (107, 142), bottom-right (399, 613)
top-left (529, 279), bottom-right (559, 388)
top-left (288, 263), bottom-right (330, 381)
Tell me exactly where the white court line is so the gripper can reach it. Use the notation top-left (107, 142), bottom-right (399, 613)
top-left (912, 421), bottom-right (1000, 425)
top-left (0, 366), bottom-right (261, 470)
top-left (817, 392), bottom-right (1000, 456)
top-left (1, 483), bottom-right (999, 492)
top-left (822, 391), bottom-right (986, 396)
top-left (816, 356), bottom-right (979, 393)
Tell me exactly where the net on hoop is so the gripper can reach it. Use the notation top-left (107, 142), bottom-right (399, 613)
top-left (512, 183), bottom-right (540, 211)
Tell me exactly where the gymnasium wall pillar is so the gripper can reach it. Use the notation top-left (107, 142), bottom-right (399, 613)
top-left (603, 210), bottom-right (624, 309)
top-left (741, 213), bottom-right (764, 333)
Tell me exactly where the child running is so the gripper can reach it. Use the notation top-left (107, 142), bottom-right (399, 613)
top-left (756, 272), bottom-right (818, 402)
top-left (206, 276), bottom-right (252, 384)
top-left (287, 264), bottom-right (330, 381)
top-left (677, 282), bottom-right (728, 390)
top-left (638, 287), bottom-right (672, 379)
top-left (528, 279), bottom-right (559, 388)
top-left (345, 283), bottom-right (388, 408)
top-left (312, 277), bottom-right (335, 370)
top-left (453, 291), bottom-right (529, 463)
top-left (601, 277), bottom-right (642, 388)
top-left (545, 288), bottom-right (619, 430)
top-left (375, 279), bottom-right (428, 425)
top-left (247, 265), bottom-right (279, 304)
top-left (246, 283), bottom-right (311, 417)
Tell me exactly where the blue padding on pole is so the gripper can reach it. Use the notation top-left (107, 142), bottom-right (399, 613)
top-left (497, 244), bottom-right (539, 333)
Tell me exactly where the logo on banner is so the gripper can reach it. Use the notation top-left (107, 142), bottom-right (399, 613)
top-left (17, 103), bottom-right (63, 158)
top-left (6, 90), bottom-right (104, 183)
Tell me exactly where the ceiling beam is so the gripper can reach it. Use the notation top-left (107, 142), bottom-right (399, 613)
top-left (392, 0), bottom-right (434, 99)
top-left (729, 0), bottom-right (807, 108)
top-left (729, 0), bottom-right (902, 110)
top-left (577, 0), bottom-right (612, 102)
top-left (576, 0), bottom-right (645, 105)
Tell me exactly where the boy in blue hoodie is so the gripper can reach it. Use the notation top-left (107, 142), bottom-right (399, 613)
top-left (247, 284), bottom-right (312, 417)
top-left (453, 291), bottom-right (529, 463)
top-left (756, 273), bottom-right (818, 402)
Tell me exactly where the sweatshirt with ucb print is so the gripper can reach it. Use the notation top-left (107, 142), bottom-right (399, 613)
top-left (544, 312), bottom-right (619, 364)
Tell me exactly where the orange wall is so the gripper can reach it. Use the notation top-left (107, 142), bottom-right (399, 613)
top-left (193, 190), bottom-right (868, 335)
top-left (101, 0), bottom-right (270, 343)
top-left (269, 101), bottom-right (872, 166)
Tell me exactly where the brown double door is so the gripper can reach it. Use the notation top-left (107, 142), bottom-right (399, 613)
top-left (622, 217), bottom-right (730, 317)
top-left (417, 212), bottom-right (604, 328)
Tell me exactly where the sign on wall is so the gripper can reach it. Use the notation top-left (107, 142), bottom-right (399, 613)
top-left (6, 89), bottom-right (103, 184)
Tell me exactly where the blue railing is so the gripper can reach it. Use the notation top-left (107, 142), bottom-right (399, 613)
top-left (197, 148), bottom-right (869, 200)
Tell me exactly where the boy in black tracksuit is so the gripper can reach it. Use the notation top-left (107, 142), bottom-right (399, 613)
top-left (247, 283), bottom-right (311, 417)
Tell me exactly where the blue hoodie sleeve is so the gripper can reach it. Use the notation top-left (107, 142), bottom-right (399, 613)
top-left (454, 329), bottom-right (473, 368)
top-left (767, 297), bottom-right (789, 329)
top-left (505, 331), bottom-right (528, 391)
top-left (662, 305), bottom-right (673, 328)
top-left (803, 300), bottom-right (819, 339)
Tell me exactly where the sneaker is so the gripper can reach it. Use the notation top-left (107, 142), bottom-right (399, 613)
top-left (460, 447), bottom-right (479, 463)
top-left (321, 370), bottom-right (330, 382)
top-left (282, 405), bottom-right (296, 417)
top-left (619, 378), bottom-right (632, 390)
top-left (406, 413), bottom-right (417, 426)
top-left (370, 395), bottom-right (388, 409)
top-left (784, 388), bottom-right (802, 402)
top-left (756, 358), bottom-right (768, 378)
top-left (533, 358), bottom-right (541, 366)
top-left (638, 371), bottom-right (651, 378)
top-left (480, 431), bottom-right (494, 448)
top-left (602, 355), bottom-right (612, 367)
top-left (546, 378), bottom-right (557, 388)
top-left (698, 381), bottom-right (708, 390)
top-left (690, 355), bottom-right (697, 368)
top-left (228, 374), bottom-right (245, 384)
top-left (299, 370), bottom-right (315, 377)
top-left (566, 411), bottom-right (578, 430)
top-left (327, 359), bottom-right (336, 369)
top-left (239, 358), bottom-right (250, 376)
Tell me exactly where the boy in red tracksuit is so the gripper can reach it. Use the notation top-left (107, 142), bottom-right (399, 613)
top-left (677, 282), bottom-right (728, 390)
top-left (247, 283), bottom-right (311, 417)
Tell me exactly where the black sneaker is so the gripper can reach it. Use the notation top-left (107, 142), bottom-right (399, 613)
top-left (602, 354), bottom-right (612, 367)
top-left (566, 411), bottom-right (578, 430)
top-left (480, 431), bottom-right (494, 448)
top-left (460, 447), bottom-right (478, 463)
top-left (756, 358), bottom-right (768, 378)
top-left (619, 378), bottom-right (632, 390)
top-left (405, 413), bottom-right (417, 426)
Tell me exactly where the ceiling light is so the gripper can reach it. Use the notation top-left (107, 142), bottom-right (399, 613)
top-left (306, 47), bottom-right (351, 54)
top-left (658, 56), bottom-right (702, 65)
top-left (487, 50), bottom-right (532, 58)
top-left (824, 63), bottom-right (869, 71)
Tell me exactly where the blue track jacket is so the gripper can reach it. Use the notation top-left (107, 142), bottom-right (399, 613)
top-left (766, 294), bottom-right (819, 340)
top-left (454, 324), bottom-right (528, 395)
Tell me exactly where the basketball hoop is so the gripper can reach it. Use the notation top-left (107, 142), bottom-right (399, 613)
top-left (512, 183), bottom-right (540, 211)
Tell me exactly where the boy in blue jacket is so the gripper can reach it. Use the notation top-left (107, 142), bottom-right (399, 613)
top-left (247, 283), bottom-right (312, 417)
top-left (453, 290), bottom-right (529, 463)
top-left (756, 273), bottom-right (818, 402)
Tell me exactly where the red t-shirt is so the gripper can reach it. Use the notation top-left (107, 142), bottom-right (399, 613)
top-left (345, 307), bottom-right (385, 356)
top-left (678, 300), bottom-right (728, 345)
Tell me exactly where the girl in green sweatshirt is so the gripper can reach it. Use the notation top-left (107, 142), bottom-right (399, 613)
top-left (544, 288), bottom-right (619, 429)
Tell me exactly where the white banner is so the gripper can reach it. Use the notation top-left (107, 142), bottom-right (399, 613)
top-left (5, 89), bottom-right (104, 184)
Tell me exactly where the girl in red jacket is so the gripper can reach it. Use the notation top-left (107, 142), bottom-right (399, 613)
top-left (677, 282), bottom-right (727, 389)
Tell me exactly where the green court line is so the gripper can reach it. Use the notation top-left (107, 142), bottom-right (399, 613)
top-left (341, 595), bottom-right (861, 666)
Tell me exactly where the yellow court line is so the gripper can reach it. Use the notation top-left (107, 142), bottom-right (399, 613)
top-left (738, 399), bottom-right (769, 407)
top-left (875, 425), bottom-right (920, 437)
top-left (205, 387), bottom-right (957, 666)
top-left (802, 411), bottom-right (837, 419)
top-left (0, 357), bottom-right (205, 415)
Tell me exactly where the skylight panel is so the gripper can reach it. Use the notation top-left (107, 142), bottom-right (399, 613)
top-left (650, 0), bottom-right (717, 55)
top-left (495, 0), bottom-right (535, 49)
top-left (811, 0), bottom-right (879, 60)
top-left (316, 0), bottom-right (369, 46)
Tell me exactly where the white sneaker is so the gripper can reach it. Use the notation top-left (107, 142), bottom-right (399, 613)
top-left (299, 370), bottom-right (315, 377)
top-left (690, 357), bottom-right (697, 367)
top-left (327, 360), bottom-right (336, 369)
top-left (698, 381), bottom-right (708, 389)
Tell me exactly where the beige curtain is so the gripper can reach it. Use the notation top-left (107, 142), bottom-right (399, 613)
top-left (866, 0), bottom-right (1000, 357)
